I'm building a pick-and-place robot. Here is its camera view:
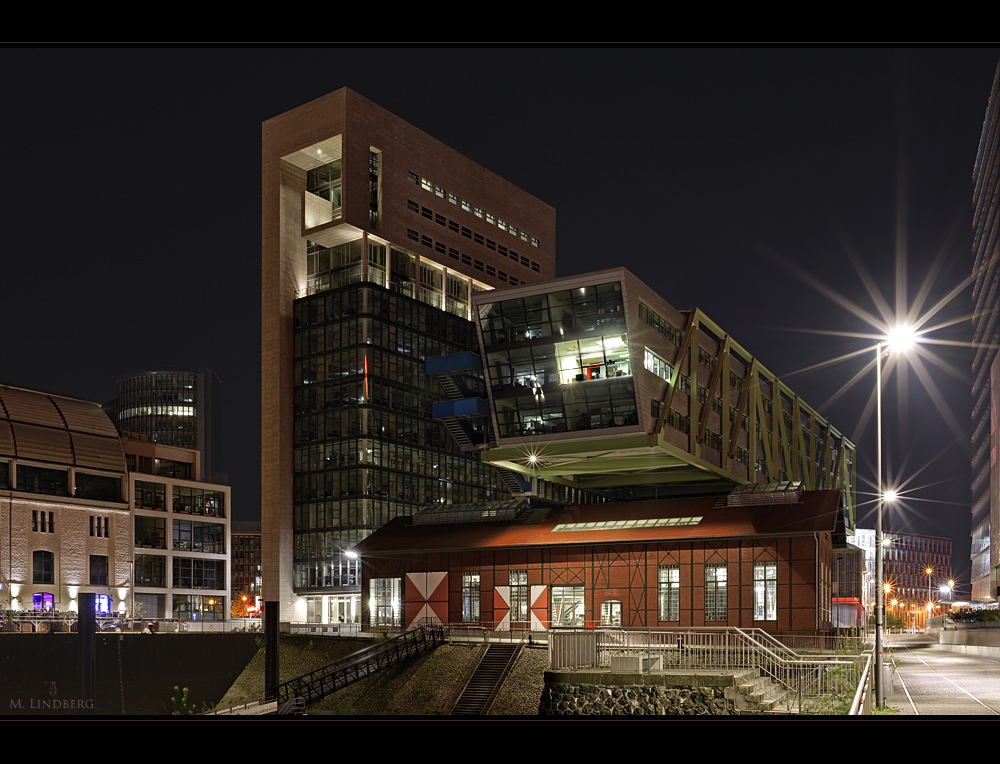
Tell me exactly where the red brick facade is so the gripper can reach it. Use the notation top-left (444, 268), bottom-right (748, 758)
top-left (359, 493), bottom-right (839, 635)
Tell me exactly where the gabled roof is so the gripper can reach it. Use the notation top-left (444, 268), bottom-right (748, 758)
top-left (355, 490), bottom-right (842, 556)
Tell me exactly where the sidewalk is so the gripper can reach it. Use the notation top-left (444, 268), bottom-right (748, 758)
top-left (881, 633), bottom-right (935, 715)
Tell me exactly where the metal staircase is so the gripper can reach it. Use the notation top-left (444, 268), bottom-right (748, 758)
top-left (449, 643), bottom-right (522, 716)
top-left (273, 626), bottom-right (445, 709)
top-left (428, 352), bottom-right (529, 496)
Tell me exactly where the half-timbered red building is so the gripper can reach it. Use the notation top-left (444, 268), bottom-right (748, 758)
top-left (357, 486), bottom-right (842, 635)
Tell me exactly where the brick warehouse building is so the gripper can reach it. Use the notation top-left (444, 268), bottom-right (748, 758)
top-left (357, 485), bottom-right (840, 634)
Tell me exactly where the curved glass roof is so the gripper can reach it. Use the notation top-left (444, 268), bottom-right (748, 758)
top-left (0, 385), bottom-right (126, 474)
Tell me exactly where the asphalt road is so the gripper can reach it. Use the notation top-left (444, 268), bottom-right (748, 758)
top-left (884, 634), bottom-right (1000, 715)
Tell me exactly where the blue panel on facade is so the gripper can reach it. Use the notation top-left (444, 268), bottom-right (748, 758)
top-left (433, 397), bottom-right (491, 420)
top-left (426, 352), bottom-right (483, 375)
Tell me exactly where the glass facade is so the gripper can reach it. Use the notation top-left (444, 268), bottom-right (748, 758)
top-left (115, 372), bottom-right (199, 451)
top-left (479, 281), bottom-right (638, 437)
top-left (293, 277), bottom-right (508, 594)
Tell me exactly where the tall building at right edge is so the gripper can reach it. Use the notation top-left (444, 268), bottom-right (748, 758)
top-left (970, 59), bottom-right (1000, 603)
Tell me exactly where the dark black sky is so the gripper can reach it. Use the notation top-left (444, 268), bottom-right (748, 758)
top-left (1, 46), bottom-right (996, 590)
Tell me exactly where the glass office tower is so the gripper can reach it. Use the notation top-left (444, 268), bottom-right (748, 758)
top-left (292, 274), bottom-right (508, 621)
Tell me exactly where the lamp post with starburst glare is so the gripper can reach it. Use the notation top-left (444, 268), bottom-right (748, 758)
top-left (875, 326), bottom-right (915, 709)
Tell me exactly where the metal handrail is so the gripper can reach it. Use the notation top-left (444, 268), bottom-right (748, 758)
top-left (274, 625), bottom-right (445, 705)
top-left (550, 627), bottom-right (865, 714)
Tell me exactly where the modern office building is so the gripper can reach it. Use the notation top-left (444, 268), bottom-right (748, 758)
top-left (262, 88), bottom-right (556, 623)
top-left (126, 435), bottom-right (231, 621)
top-left (971, 59), bottom-right (1000, 603)
top-left (108, 369), bottom-right (223, 483)
top-left (849, 528), bottom-right (877, 613)
top-left (852, 528), bottom-right (953, 628)
top-left (0, 385), bottom-right (130, 615)
top-left (231, 520), bottom-right (262, 616)
top-left (881, 531), bottom-right (953, 629)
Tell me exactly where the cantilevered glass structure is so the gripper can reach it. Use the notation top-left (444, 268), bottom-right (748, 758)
top-left (473, 268), bottom-right (857, 528)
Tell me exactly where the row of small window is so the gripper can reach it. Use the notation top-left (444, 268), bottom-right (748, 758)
top-left (31, 551), bottom-right (108, 586)
top-left (661, 564), bottom-right (777, 622)
top-left (376, 563), bottom-right (777, 626)
top-left (409, 200), bottom-right (542, 272)
top-left (407, 172), bottom-right (541, 249)
top-left (406, 227), bottom-right (531, 285)
top-left (33, 513), bottom-right (109, 540)
top-left (638, 302), bottom-right (684, 346)
top-left (3, 463), bottom-right (123, 502)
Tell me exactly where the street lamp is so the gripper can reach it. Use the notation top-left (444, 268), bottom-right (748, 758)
top-left (875, 327), bottom-right (914, 709)
top-left (926, 566), bottom-right (934, 629)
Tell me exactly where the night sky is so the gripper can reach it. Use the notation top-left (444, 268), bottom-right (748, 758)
top-left (2, 46), bottom-right (996, 592)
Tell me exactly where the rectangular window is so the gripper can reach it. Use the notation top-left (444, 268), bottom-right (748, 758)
top-left (17, 465), bottom-right (68, 496)
top-left (370, 578), bottom-right (401, 626)
top-left (90, 555), bottom-right (109, 586)
top-left (658, 565), bottom-right (680, 621)
top-left (705, 565), bottom-right (727, 621)
top-left (705, 565), bottom-right (729, 621)
top-left (173, 519), bottom-right (226, 553)
top-left (551, 586), bottom-right (585, 626)
top-left (462, 572), bottom-right (480, 622)
top-left (135, 516), bottom-right (166, 548)
top-left (33, 592), bottom-right (54, 611)
top-left (173, 594), bottom-right (225, 621)
top-left (644, 348), bottom-right (673, 382)
top-left (172, 486), bottom-right (225, 518)
top-left (510, 569), bottom-right (529, 622)
top-left (135, 554), bottom-right (166, 587)
top-left (75, 472), bottom-right (122, 502)
top-left (754, 563), bottom-right (777, 621)
top-left (172, 557), bottom-right (225, 589)
top-left (135, 480), bottom-right (166, 511)
top-left (33, 551), bottom-right (54, 584)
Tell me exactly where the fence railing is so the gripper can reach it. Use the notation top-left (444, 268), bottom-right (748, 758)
top-left (0, 611), bottom-right (262, 634)
top-left (549, 627), bottom-right (866, 714)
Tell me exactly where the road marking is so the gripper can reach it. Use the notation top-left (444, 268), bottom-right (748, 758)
top-left (895, 669), bottom-right (919, 715)
top-left (911, 654), bottom-right (999, 714)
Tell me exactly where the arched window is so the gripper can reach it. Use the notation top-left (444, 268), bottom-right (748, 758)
top-left (600, 600), bottom-right (622, 627)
